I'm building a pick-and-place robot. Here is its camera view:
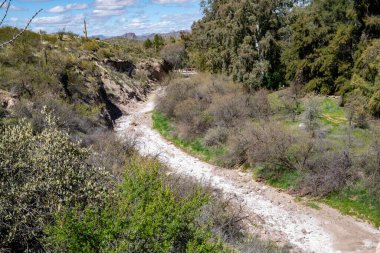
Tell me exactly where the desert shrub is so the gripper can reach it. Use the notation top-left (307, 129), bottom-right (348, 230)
top-left (345, 91), bottom-right (369, 129)
top-left (299, 151), bottom-right (354, 196)
top-left (222, 127), bottom-right (251, 166)
top-left (203, 127), bottom-right (229, 146)
top-left (174, 98), bottom-right (212, 139)
top-left (86, 130), bottom-right (137, 176)
top-left (0, 111), bottom-right (113, 251)
top-left (208, 93), bottom-right (249, 128)
top-left (247, 122), bottom-right (295, 170)
top-left (247, 89), bottom-right (272, 119)
top-left (225, 121), bottom-right (295, 171)
top-left (156, 78), bottom-right (197, 117)
top-left (82, 40), bottom-right (100, 52)
top-left (174, 98), bottom-right (200, 124)
top-left (12, 96), bottom-right (96, 134)
top-left (302, 96), bottom-right (321, 135)
top-left (98, 47), bottom-right (115, 58)
top-left (278, 86), bottom-right (303, 121)
top-left (158, 74), bottom-right (271, 141)
top-left (360, 138), bottom-right (380, 202)
top-left (47, 157), bottom-right (225, 253)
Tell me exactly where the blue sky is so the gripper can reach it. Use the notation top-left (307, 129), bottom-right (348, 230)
top-left (2, 0), bottom-right (203, 36)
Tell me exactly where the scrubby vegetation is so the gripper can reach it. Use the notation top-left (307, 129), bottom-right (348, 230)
top-left (0, 112), bottom-right (113, 251)
top-left (155, 74), bottom-right (380, 226)
top-left (1, 113), bottom-right (286, 252)
top-left (0, 26), bottom-right (151, 131)
top-left (0, 24), bottom-right (283, 253)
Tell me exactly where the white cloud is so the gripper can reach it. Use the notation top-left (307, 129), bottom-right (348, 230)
top-left (152, 0), bottom-right (195, 4)
top-left (47, 3), bottom-right (88, 13)
top-left (92, 0), bottom-right (136, 16)
top-left (33, 13), bottom-right (84, 26)
top-left (66, 3), bottom-right (89, 10)
top-left (48, 6), bottom-right (65, 13)
top-left (1, 3), bottom-right (25, 11)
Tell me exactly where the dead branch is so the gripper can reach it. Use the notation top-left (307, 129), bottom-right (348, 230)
top-left (0, 8), bottom-right (42, 48)
top-left (0, 0), bottom-right (11, 26)
top-left (0, 0), bottom-right (7, 9)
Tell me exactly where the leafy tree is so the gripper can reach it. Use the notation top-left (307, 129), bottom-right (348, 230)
top-left (143, 38), bottom-right (153, 49)
top-left (281, 0), bottom-right (356, 94)
top-left (190, 0), bottom-right (296, 90)
top-left (346, 39), bottom-right (380, 117)
top-left (152, 34), bottom-right (165, 52)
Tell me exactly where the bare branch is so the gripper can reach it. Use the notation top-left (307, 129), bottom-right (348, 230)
top-left (0, 0), bottom-right (7, 9)
top-left (0, 8), bottom-right (42, 48)
top-left (0, 0), bottom-right (11, 26)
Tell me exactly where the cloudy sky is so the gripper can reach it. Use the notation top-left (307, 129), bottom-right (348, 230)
top-left (2, 0), bottom-right (202, 36)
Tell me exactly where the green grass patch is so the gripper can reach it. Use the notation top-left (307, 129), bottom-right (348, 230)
top-left (152, 111), bottom-right (171, 136)
top-left (152, 111), bottom-right (223, 162)
top-left (319, 98), bottom-right (347, 126)
top-left (306, 201), bottom-right (321, 210)
top-left (254, 166), bottom-right (300, 190)
top-left (322, 186), bottom-right (380, 227)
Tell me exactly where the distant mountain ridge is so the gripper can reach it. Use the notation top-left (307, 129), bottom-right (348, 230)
top-left (92, 30), bottom-right (189, 40)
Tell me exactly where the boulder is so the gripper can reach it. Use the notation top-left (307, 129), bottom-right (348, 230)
top-left (0, 90), bottom-right (16, 110)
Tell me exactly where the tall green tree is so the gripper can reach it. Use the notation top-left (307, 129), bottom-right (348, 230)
top-left (152, 34), bottom-right (165, 52)
top-left (190, 0), bottom-right (296, 90)
top-left (281, 0), bottom-right (357, 94)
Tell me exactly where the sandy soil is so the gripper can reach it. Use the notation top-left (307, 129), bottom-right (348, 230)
top-left (115, 90), bottom-right (380, 253)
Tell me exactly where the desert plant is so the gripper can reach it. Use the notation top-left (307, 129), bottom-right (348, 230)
top-left (208, 93), bottom-right (250, 128)
top-left (203, 126), bottom-right (229, 146)
top-left (143, 38), bottom-right (153, 49)
top-left (0, 110), bottom-right (113, 251)
top-left (302, 96), bottom-right (321, 136)
top-left (224, 121), bottom-right (295, 171)
top-left (47, 157), bottom-right (224, 252)
top-left (345, 91), bottom-right (369, 129)
top-left (299, 151), bottom-right (354, 196)
top-left (360, 137), bottom-right (380, 202)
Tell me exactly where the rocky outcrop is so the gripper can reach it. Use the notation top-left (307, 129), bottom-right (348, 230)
top-left (96, 61), bottom-right (149, 118)
top-left (135, 60), bottom-right (171, 82)
top-left (90, 58), bottom-right (170, 126)
top-left (104, 59), bottom-right (135, 77)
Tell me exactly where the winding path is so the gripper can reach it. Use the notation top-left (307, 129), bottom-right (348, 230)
top-left (115, 90), bottom-right (380, 253)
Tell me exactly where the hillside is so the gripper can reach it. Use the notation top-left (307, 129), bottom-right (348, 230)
top-left (0, 27), bottom-right (170, 133)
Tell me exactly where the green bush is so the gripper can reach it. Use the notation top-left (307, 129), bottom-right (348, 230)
top-left (0, 111), bottom-right (113, 251)
top-left (47, 157), bottom-right (225, 252)
top-left (82, 40), bottom-right (100, 52)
